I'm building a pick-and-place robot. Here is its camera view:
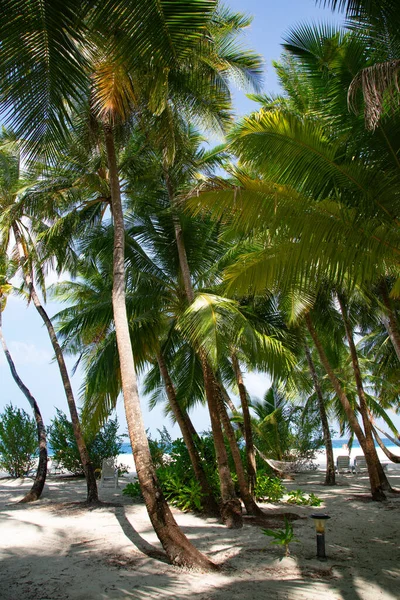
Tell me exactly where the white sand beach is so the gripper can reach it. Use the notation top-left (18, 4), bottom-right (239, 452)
top-left (1, 464), bottom-right (399, 600)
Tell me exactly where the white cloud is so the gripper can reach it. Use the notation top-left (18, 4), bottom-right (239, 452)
top-left (243, 370), bottom-right (271, 400)
top-left (0, 342), bottom-right (52, 366)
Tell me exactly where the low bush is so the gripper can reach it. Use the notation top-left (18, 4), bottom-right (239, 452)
top-left (122, 470), bottom-right (204, 512)
top-left (255, 475), bottom-right (285, 502)
top-left (0, 404), bottom-right (37, 477)
top-left (122, 480), bottom-right (142, 499)
top-left (157, 468), bottom-right (204, 512)
top-left (286, 489), bottom-right (323, 506)
top-left (48, 410), bottom-right (125, 474)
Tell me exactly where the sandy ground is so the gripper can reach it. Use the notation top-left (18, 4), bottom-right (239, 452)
top-left (1, 469), bottom-right (399, 600)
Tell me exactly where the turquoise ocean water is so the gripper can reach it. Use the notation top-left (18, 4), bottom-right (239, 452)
top-left (117, 438), bottom-right (398, 455)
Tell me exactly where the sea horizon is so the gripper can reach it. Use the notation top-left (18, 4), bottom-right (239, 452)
top-left (117, 438), bottom-right (399, 455)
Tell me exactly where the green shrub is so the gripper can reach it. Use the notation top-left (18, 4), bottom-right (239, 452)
top-left (122, 480), bottom-right (142, 499)
top-left (286, 489), bottom-right (308, 505)
top-left (286, 489), bottom-right (322, 506)
top-left (307, 493), bottom-right (323, 507)
top-left (255, 475), bottom-right (285, 502)
top-left (122, 470), bottom-right (204, 512)
top-left (147, 426), bottom-right (172, 468)
top-left (0, 404), bottom-right (37, 477)
top-left (123, 433), bottom-right (214, 513)
top-left (48, 410), bottom-right (124, 474)
top-left (157, 468), bottom-right (204, 512)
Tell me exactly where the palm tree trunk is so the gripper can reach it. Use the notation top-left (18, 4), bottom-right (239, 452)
top-left (219, 384), bottom-right (240, 419)
top-left (372, 426), bottom-right (400, 462)
top-left (304, 343), bottom-right (335, 485)
top-left (215, 384), bottom-right (265, 517)
top-left (0, 311), bottom-right (47, 502)
top-left (202, 360), bottom-right (242, 527)
top-left (337, 293), bottom-right (392, 493)
top-left (12, 224), bottom-right (98, 503)
top-left (380, 282), bottom-right (400, 362)
top-left (165, 171), bottom-right (242, 528)
top-left (304, 313), bottom-right (386, 501)
top-left (373, 424), bottom-right (400, 447)
top-left (231, 352), bottom-right (257, 496)
top-left (104, 125), bottom-right (216, 569)
top-left (156, 352), bottom-right (220, 516)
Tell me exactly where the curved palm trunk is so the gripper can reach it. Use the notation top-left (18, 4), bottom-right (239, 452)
top-left (12, 225), bottom-right (98, 502)
top-left (166, 172), bottom-right (242, 528)
top-left (0, 312), bottom-right (47, 501)
top-left (231, 352), bottom-right (257, 497)
top-left (373, 424), bottom-right (400, 447)
top-left (380, 282), bottom-right (400, 362)
top-left (304, 344), bottom-right (335, 485)
top-left (215, 384), bottom-right (265, 517)
top-left (156, 352), bottom-right (220, 516)
top-left (372, 426), bottom-right (400, 462)
top-left (337, 294), bottom-right (392, 493)
top-left (304, 313), bottom-right (386, 501)
top-left (104, 125), bottom-right (215, 569)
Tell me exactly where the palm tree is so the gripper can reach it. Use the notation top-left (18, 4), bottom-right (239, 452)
top-left (0, 257), bottom-right (48, 502)
top-left (53, 239), bottom-right (220, 517)
top-left (323, 0), bottom-right (400, 129)
top-left (302, 294), bottom-right (392, 501)
top-left (0, 0), bottom-right (261, 566)
top-left (0, 134), bottom-right (98, 501)
top-left (231, 351), bottom-right (257, 496)
top-left (303, 343), bottom-right (336, 485)
top-left (193, 29), bottom-right (400, 299)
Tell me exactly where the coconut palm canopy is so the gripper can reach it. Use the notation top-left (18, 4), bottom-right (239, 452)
top-left (1, 1), bottom-right (400, 573)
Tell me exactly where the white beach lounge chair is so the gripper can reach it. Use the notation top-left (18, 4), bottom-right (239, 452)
top-left (336, 455), bottom-right (351, 473)
top-left (100, 458), bottom-right (118, 488)
top-left (50, 459), bottom-right (64, 475)
top-left (353, 455), bottom-right (368, 474)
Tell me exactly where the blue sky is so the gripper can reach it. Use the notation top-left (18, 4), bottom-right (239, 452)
top-left (3, 1), bottom-right (396, 440)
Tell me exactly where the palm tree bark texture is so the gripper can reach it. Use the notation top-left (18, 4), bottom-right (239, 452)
top-left (104, 124), bottom-right (216, 569)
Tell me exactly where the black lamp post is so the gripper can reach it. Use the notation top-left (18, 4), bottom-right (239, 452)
top-left (310, 514), bottom-right (331, 560)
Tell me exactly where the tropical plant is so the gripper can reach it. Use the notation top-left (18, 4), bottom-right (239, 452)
top-left (286, 490), bottom-right (323, 506)
top-left (262, 517), bottom-right (299, 558)
top-left (48, 410), bottom-right (124, 475)
top-left (158, 470), bottom-right (204, 512)
top-left (324, 0), bottom-right (400, 129)
top-left (122, 480), bottom-right (143, 500)
top-left (191, 24), bottom-right (400, 500)
top-left (308, 493), bottom-right (323, 507)
top-left (0, 0), bottom-right (263, 569)
top-left (254, 475), bottom-right (285, 503)
top-left (0, 404), bottom-right (37, 477)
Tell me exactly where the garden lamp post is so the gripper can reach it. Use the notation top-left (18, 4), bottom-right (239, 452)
top-left (310, 514), bottom-right (331, 560)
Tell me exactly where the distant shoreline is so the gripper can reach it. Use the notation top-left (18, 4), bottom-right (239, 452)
top-left (113, 443), bottom-right (400, 476)
top-left (116, 438), bottom-right (399, 455)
